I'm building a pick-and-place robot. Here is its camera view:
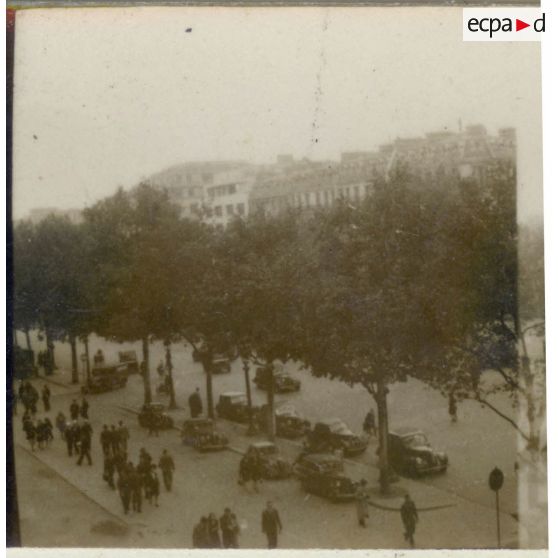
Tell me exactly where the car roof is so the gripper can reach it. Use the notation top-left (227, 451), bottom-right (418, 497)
top-left (250, 441), bottom-right (275, 449)
top-left (183, 418), bottom-right (213, 425)
top-left (302, 453), bottom-right (342, 463)
top-left (390, 427), bottom-right (424, 437)
top-left (317, 418), bottom-right (344, 426)
top-left (221, 391), bottom-right (245, 397)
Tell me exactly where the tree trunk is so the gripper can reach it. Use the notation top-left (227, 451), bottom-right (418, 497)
top-left (243, 360), bottom-right (256, 434)
top-left (142, 336), bottom-right (152, 405)
top-left (25, 329), bottom-right (32, 352)
top-left (165, 344), bottom-right (177, 409)
top-left (376, 375), bottom-right (390, 494)
top-left (266, 363), bottom-right (276, 441)
top-left (83, 335), bottom-right (91, 383)
top-left (200, 346), bottom-right (214, 419)
top-left (70, 334), bottom-right (78, 384)
top-left (45, 328), bottom-right (56, 369)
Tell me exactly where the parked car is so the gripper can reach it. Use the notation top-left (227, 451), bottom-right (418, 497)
top-left (216, 392), bottom-right (262, 423)
top-left (294, 453), bottom-right (358, 502)
top-left (138, 402), bottom-right (174, 430)
top-left (181, 418), bottom-right (228, 452)
top-left (257, 405), bottom-right (310, 439)
top-left (246, 442), bottom-right (292, 479)
top-left (118, 350), bottom-right (139, 374)
top-left (211, 353), bottom-right (232, 374)
top-left (82, 363), bottom-right (128, 394)
top-left (305, 418), bottom-right (368, 457)
top-left (388, 427), bottom-right (448, 477)
top-left (254, 367), bottom-right (301, 393)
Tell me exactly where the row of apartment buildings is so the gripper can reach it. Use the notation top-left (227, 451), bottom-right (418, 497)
top-left (144, 124), bottom-right (516, 226)
top-left (25, 124), bottom-right (516, 226)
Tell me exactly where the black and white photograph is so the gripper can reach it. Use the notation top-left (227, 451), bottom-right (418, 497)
top-left (7, 4), bottom-right (546, 552)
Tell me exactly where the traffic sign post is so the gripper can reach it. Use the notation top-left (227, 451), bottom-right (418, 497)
top-left (489, 467), bottom-right (504, 548)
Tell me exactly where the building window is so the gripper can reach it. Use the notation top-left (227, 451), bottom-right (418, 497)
top-left (354, 186), bottom-right (360, 200)
top-left (202, 173), bottom-right (213, 184)
top-left (226, 204), bottom-right (234, 216)
top-left (305, 193), bottom-right (310, 207)
top-left (214, 205), bottom-right (223, 217)
top-left (324, 190), bottom-right (329, 205)
top-left (316, 191), bottom-right (321, 206)
top-left (236, 203), bottom-right (245, 215)
top-left (228, 184), bottom-right (237, 194)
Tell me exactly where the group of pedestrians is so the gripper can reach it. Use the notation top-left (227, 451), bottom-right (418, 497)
top-left (16, 381), bottom-right (41, 416)
top-left (100, 422), bottom-right (130, 456)
top-left (192, 508), bottom-right (240, 548)
top-left (113, 447), bottom-right (175, 514)
top-left (22, 412), bottom-right (53, 451)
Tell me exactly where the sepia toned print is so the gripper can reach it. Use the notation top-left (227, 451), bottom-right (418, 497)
top-left (9, 6), bottom-right (545, 550)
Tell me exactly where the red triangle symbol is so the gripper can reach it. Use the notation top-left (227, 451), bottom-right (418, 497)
top-left (516, 19), bottom-right (530, 31)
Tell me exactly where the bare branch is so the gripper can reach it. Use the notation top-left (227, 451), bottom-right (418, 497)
top-left (476, 396), bottom-right (530, 442)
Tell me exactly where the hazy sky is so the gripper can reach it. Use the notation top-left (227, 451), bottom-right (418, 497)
top-left (12, 7), bottom-right (543, 222)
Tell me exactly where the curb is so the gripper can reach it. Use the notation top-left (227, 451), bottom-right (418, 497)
top-left (16, 442), bottom-right (131, 528)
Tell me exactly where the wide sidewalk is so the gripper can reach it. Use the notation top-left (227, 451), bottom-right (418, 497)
top-left (12, 368), bottom-right (521, 549)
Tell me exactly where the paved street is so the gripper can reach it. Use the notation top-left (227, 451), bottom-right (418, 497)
top-left (12, 330), bottom-right (523, 548)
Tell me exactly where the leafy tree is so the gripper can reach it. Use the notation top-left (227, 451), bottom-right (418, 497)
top-left (224, 212), bottom-right (307, 438)
top-left (83, 184), bottom-right (183, 403)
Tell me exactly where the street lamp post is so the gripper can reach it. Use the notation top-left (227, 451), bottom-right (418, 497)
top-left (489, 467), bottom-right (504, 548)
top-left (242, 359), bottom-right (257, 435)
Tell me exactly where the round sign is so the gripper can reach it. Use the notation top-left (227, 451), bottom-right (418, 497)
top-left (489, 467), bottom-right (504, 491)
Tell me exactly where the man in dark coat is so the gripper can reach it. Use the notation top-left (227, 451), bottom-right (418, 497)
top-left (129, 465), bottom-right (143, 513)
top-left (70, 400), bottom-right (80, 421)
top-left (110, 424), bottom-right (120, 454)
top-left (100, 425), bottom-right (111, 456)
top-left (220, 508), bottom-right (239, 549)
top-left (193, 517), bottom-right (209, 548)
top-left (400, 494), bottom-right (419, 547)
top-left (80, 397), bottom-right (89, 419)
top-left (103, 454), bottom-right (116, 489)
top-left (117, 467), bottom-right (132, 514)
top-left (41, 385), bottom-right (51, 412)
top-left (77, 420), bottom-right (93, 465)
top-left (188, 388), bottom-right (203, 419)
top-left (158, 449), bottom-right (175, 491)
top-left (65, 420), bottom-right (78, 456)
top-left (262, 501), bottom-right (282, 549)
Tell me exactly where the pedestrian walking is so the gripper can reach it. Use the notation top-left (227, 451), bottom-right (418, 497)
top-left (44, 417), bottom-right (54, 446)
top-left (130, 464), bottom-right (143, 513)
top-left (55, 411), bottom-right (67, 440)
top-left (249, 451), bottom-right (263, 493)
top-left (80, 397), bottom-right (89, 419)
top-left (356, 479), bottom-right (369, 527)
top-left (110, 424), bottom-right (120, 454)
top-left (158, 449), bottom-right (175, 491)
top-left (117, 420), bottom-right (130, 452)
top-left (262, 501), bottom-right (282, 549)
top-left (448, 391), bottom-right (457, 423)
top-left (65, 420), bottom-right (76, 456)
top-left (103, 454), bottom-right (116, 489)
top-left (147, 465), bottom-right (160, 507)
top-left (93, 349), bottom-right (105, 366)
top-left (207, 513), bottom-right (221, 548)
top-left (24, 419), bottom-right (36, 451)
top-left (400, 494), bottom-right (419, 547)
top-left (70, 399), bottom-right (80, 421)
top-left (28, 385), bottom-right (39, 415)
top-left (77, 420), bottom-right (93, 466)
top-left (188, 388), bottom-right (203, 419)
top-left (117, 468), bottom-right (132, 515)
top-left (41, 385), bottom-right (51, 413)
top-left (363, 408), bottom-right (377, 437)
top-left (100, 424), bottom-right (112, 456)
top-left (238, 454), bottom-right (251, 487)
top-left (220, 508), bottom-right (240, 549)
